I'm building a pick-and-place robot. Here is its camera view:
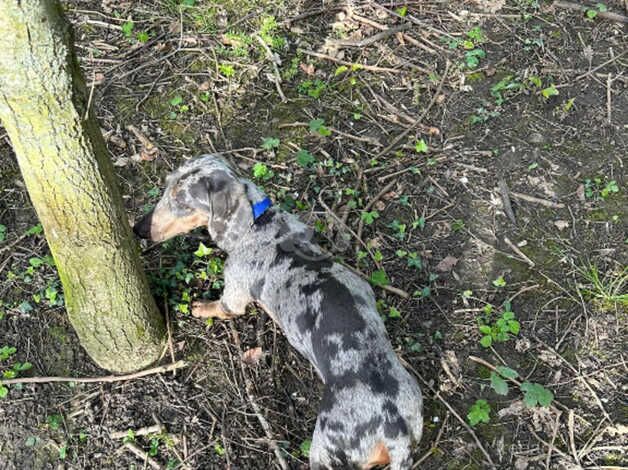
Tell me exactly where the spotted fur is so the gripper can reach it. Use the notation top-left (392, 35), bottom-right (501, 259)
top-left (134, 155), bottom-right (423, 469)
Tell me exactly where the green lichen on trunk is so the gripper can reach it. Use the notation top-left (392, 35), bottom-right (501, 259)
top-left (0, 0), bottom-right (165, 372)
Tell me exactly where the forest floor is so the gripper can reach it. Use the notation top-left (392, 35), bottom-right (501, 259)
top-left (0, 0), bottom-right (626, 469)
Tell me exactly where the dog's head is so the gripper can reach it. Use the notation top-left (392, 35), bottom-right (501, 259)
top-left (133, 155), bottom-right (259, 248)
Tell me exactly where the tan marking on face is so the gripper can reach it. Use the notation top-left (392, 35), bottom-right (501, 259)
top-left (149, 207), bottom-right (207, 242)
top-left (364, 441), bottom-right (391, 469)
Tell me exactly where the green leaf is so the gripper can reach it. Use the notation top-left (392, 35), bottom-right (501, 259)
top-left (508, 320), bottom-right (520, 335)
top-left (467, 399), bottom-right (491, 426)
top-left (334, 65), bottom-right (348, 76)
top-left (492, 276), bottom-right (506, 287)
top-left (596, 3), bottom-right (607, 12)
top-left (47, 414), bottom-right (62, 430)
top-left (299, 439), bottom-right (312, 457)
top-left (520, 382), bottom-right (554, 407)
top-left (25, 224), bottom-right (43, 235)
top-left (541, 84), bottom-right (559, 99)
top-left (502, 310), bottom-right (514, 321)
top-left (214, 443), bottom-right (225, 456)
top-left (479, 325), bottom-right (492, 335)
top-left (396, 250), bottom-right (408, 258)
top-left (360, 210), bottom-right (379, 225)
top-left (194, 242), bottom-right (213, 258)
top-left (490, 372), bottom-right (509, 395)
top-left (261, 137), bottom-right (280, 150)
top-left (18, 301), bottom-right (33, 313)
top-left (121, 21), bottom-right (134, 38)
top-left (169, 95), bottom-right (183, 106)
top-left (370, 270), bottom-right (390, 287)
top-left (414, 139), bottom-right (429, 153)
top-left (296, 149), bottom-right (316, 167)
top-left (252, 162), bottom-right (270, 179)
top-left (480, 335), bottom-right (492, 348)
top-left (389, 306), bottom-right (401, 318)
top-left (395, 6), bottom-right (408, 17)
top-left (585, 8), bottom-right (598, 19)
top-left (0, 385), bottom-right (8, 398)
top-left (59, 445), bottom-right (67, 460)
top-left (309, 118), bottom-right (332, 137)
top-left (13, 362), bottom-right (32, 372)
top-left (496, 366), bottom-right (519, 380)
top-left (0, 224), bottom-right (6, 242)
top-left (29, 257), bottom-right (44, 268)
top-left (0, 346), bottom-right (17, 360)
top-left (136, 31), bottom-right (150, 43)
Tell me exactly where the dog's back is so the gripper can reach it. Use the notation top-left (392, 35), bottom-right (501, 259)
top-left (231, 210), bottom-right (423, 468)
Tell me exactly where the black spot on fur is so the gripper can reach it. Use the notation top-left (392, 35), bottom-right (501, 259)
top-left (382, 400), bottom-right (409, 438)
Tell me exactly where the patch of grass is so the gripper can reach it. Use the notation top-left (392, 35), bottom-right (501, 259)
top-left (577, 264), bottom-right (627, 311)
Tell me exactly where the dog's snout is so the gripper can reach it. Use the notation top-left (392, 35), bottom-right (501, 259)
top-left (133, 210), bottom-right (154, 240)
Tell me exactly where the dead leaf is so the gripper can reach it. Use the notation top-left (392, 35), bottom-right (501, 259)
top-left (554, 220), bottom-right (569, 231)
top-left (576, 184), bottom-right (585, 202)
top-left (242, 347), bottom-right (263, 365)
top-left (299, 63), bottom-right (316, 76)
top-left (127, 125), bottom-right (159, 162)
top-left (473, 0), bottom-right (506, 13)
top-left (113, 157), bottom-right (130, 167)
top-left (435, 255), bottom-right (458, 272)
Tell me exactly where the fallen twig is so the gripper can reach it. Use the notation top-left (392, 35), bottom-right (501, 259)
top-left (400, 358), bottom-right (497, 469)
top-left (336, 24), bottom-right (412, 48)
top-left (554, 1), bottom-right (628, 23)
top-left (376, 61), bottom-right (451, 158)
top-left (301, 50), bottom-right (401, 74)
top-left (253, 34), bottom-right (287, 103)
top-left (230, 325), bottom-right (289, 470)
top-left (498, 179), bottom-right (517, 225)
top-left (121, 442), bottom-right (162, 470)
top-left (509, 191), bottom-right (565, 209)
top-left (504, 237), bottom-right (535, 267)
top-left (0, 360), bottom-right (188, 386)
top-left (111, 424), bottom-right (165, 440)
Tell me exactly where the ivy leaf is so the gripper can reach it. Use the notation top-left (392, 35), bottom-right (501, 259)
top-left (479, 325), bottom-right (492, 335)
top-left (360, 211), bottom-right (379, 225)
top-left (169, 95), bottom-right (183, 107)
top-left (492, 276), bottom-right (506, 287)
top-left (296, 149), bottom-right (315, 167)
top-left (0, 385), bottom-right (8, 398)
top-left (0, 224), bottom-right (6, 242)
top-left (194, 242), bottom-right (213, 258)
top-left (414, 139), bottom-right (428, 153)
top-left (490, 372), bottom-right (509, 395)
top-left (389, 306), bottom-right (401, 318)
top-left (520, 382), bottom-right (554, 407)
top-left (467, 399), bottom-right (491, 426)
top-left (121, 21), bottom-right (134, 38)
top-left (369, 270), bottom-right (390, 287)
top-left (299, 439), bottom-right (312, 457)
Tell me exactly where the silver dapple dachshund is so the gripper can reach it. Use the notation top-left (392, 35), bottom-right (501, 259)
top-left (133, 155), bottom-right (423, 469)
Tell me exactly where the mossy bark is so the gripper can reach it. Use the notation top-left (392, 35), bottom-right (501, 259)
top-left (0, 0), bottom-right (165, 372)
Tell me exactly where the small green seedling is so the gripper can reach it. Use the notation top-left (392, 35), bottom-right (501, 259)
top-left (252, 162), bottom-right (274, 181)
top-left (492, 275), bottom-right (506, 287)
top-left (389, 306), bottom-right (401, 318)
top-left (299, 439), bottom-right (312, 457)
top-left (309, 119), bottom-right (332, 137)
top-left (478, 301), bottom-right (520, 348)
top-left (296, 149), bottom-right (316, 168)
top-left (360, 211), bottom-right (379, 225)
top-left (414, 139), bottom-right (428, 153)
top-left (261, 137), bottom-right (280, 151)
top-left (370, 270), bottom-right (390, 287)
top-left (541, 84), bottom-right (559, 99)
top-left (520, 382), bottom-right (554, 407)
top-left (586, 3), bottom-right (607, 19)
top-left (219, 63), bottom-right (235, 77)
top-left (489, 366), bottom-right (519, 395)
top-left (0, 224), bottom-right (6, 242)
top-left (467, 399), bottom-right (491, 426)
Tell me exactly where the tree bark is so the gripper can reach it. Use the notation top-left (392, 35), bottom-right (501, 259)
top-left (0, 0), bottom-right (165, 372)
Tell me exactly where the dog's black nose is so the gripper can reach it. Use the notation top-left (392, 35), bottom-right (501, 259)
top-left (133, 210), bottom-right (154, 239)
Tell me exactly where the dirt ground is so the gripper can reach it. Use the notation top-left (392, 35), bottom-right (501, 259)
top-left (0, 0), bottom-right (626, 469)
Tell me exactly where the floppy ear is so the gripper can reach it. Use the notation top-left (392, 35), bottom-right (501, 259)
top-left (204, 172), bottom-right (253, 248)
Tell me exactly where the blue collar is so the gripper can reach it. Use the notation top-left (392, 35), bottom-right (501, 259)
top-left (252, 197), bottom-right (272, 222)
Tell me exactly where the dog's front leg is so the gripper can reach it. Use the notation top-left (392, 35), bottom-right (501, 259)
top-left (192, 262), bottom-right (251, 320)
top-left (191, 300), bottom-right (238, 320)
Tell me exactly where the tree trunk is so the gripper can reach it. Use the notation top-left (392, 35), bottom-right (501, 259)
top-left (0, 0), bottom-right (165, 372)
